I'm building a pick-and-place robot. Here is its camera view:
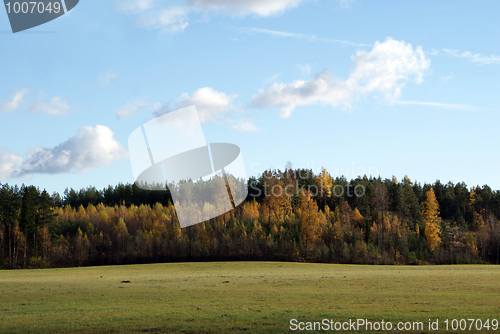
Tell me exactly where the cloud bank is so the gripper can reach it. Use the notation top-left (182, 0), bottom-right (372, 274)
top-left (154, 87), bottom-right (236, 123)
top-left (0, 126), bottom-right (127, 180)
top-left (251, 38), bottom-right (431, 117)
top-left (153, 87), bottom-right (260, 131)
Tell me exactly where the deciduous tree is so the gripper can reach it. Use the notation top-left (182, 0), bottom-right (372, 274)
top-left (422, 188), bottom-right (441, 251)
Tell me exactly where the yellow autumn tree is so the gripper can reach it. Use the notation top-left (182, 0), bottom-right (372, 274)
top-left (352, 208), bottom-right (364, 228)
top-left (403, 175), bottom-right (413, 187)
top-left (316, 167), bottom-right (333, 198)
top-left (262, 175), bottom-right (292, 224)
top-left (39, 225), bottom-right (51, 263)
top-left (74, 227), bottom-right (89, 266)
top-left (470, 186), bottom-right (476, 206)
top-left (115, 217), bottom-right (129, 263)
top-left (242, 200), bottom-right (260, 222)
top-left (198, 222), bottom-right (210, 250)
top-left (421, 188), bottom-right (441, 251)
top-left (472, 211), bottom-right (489, 258)
top-left (297, 190), bottom-right (321, 258)
top-left (251, 220), bottom-right (264, 256)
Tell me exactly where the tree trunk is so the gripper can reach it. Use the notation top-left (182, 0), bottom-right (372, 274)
top-left (24, 230), bottom-right (27, 267)
top-left (34, 230), bottom-right (36, 258)
top-left (188, 226), bottom-right (192, 260)
top-left (8, 226), bottom-right (12, 268)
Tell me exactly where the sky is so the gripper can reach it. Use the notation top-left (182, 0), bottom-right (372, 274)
top-left (0, 0), bottom-right (499, 195)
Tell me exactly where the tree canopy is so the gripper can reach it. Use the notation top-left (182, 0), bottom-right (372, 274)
top-left (1, 167), bottom-right (500, 269)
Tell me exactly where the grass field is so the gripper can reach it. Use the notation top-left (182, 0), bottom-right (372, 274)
top-left (0, 262), bottom-right (499, 333)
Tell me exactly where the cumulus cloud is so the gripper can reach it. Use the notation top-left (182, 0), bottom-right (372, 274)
top-left (252, 70), bottom-right (350, 118)
top-left (188, 0), bottom-right (302, 16)
top-left (115, 98), bottom-right (160, 119)
top-left (0, 126), bottom-right (128, 180)
top-left (154, 87), bottom-right (236, 123)
top-left (347, 38), bottom-right (429, 98)
top-left (135, 8), bottom-right (189, 32)
top-left (0, 150), bottom-right (23, 181)
top-left (98, 70), bottom-right (119, 87)
top-left (29, 96), bottom-right (71, 116)
top-left (252, 38), bottom-right (431, 117)
top-left (0, 89), bottom-right (29, 112)
top-left (114, 0), bottom-right (156, 13)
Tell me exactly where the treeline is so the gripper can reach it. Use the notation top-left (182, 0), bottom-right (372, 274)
top-left (1, 168), bottom-right (500, 269)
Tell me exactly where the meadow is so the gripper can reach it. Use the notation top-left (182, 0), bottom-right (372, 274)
top-left (0, 262), bottom-right (499, 333)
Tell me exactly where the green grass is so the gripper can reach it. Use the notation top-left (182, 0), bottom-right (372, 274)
top-left (0, 262), bottom-right (499, 333)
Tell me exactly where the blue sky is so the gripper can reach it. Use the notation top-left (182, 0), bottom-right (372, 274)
top-left (1, 0), bottom-right (499, 195)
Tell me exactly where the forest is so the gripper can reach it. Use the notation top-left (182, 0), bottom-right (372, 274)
top-left (1, 167), bottom-right (500, 269)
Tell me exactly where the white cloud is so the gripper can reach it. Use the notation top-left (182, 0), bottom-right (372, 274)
top-left (114, 0), bottom-right (156, 13)
top-left (155, 87), bottom-right (236, 123)
top-left (393, 100), bottom-right (478, 111)
top-left (252, 38), bottom-right (431, 117)
top-left (0, 89), bottom-right (29, 112)
top-left (347, 38), bottom-right (430, 98)
top-left (233, 120), bottom-right (259, 132)
top-left (98, 70), bottom-right (119, 87)
top-left (246, 27), bottom-right (304, 38)
top-left (252, 70), bottom-right (350, 118)
top-left (242, 27), bottom-right (372, 47)
top-left (0, 126), bottom-right (128, 179)
top-left (443, 49), bottom-right (500, 65)
top-left (0, 150), bottom-right (23, 181)
top-left (29, 96), bottom-right (70, 116)
top-left (135, 8), bottom-right (189, 32)
top-left (118, 1), bottom-right (305, 33)
top-left (188, 0), bottom-right (302, 16)
top-left (115, 98), bottom-right (160, 119)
